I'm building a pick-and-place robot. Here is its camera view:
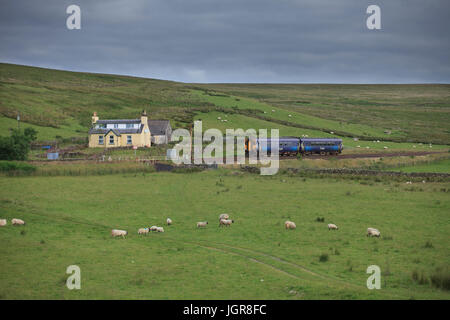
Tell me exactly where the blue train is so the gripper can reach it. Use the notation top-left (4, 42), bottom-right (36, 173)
top-left (245, 137), bottom-right (343, 156)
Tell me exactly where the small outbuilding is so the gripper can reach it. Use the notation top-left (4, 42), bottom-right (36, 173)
top-left (148, 120), bottom-right (172, 144)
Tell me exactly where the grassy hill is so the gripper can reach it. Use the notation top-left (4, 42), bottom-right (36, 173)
top-left (1, 63), bottom-right (449, 145)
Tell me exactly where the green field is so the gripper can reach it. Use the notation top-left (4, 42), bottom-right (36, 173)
top-left (386, 159), bottom-right (450, 174)
top-left (0, 170), bottom-right (449, 299)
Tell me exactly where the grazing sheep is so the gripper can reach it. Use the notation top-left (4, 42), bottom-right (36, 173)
top-left (150, 226), bottom-right (158, 232)
top-left (328, 223), bottom-right (338, 230)
top-left (288, 114), bottom-right (292, 117)
top-left (219, 219), bottom-right (234, 227)
top-left (197, 221), bottom-right (208, 228)
top-left (138, 228), bottom-right (149, 235)
top-left (219, 213), bottom-right (230, 221)
top-left (167, 218), bottom-right (172, 226)
top-left (11, 218), bottom-right (25, 225)
top-left (111, 229), bottom-right (128, 238)
top-left (367, 228), bottom-right (381, 237)
top-left (284, 221), bottom-right (296, 230)
top-left (406, 181), bottom-right (412, 184)
top-left (356, 145), bottom-right (361, 148)
top-left (383, 146), bottom-right (388, 149)
top-left (156, 227), bottom-right (164, 233)
top-left (0, 219), bottom-right (7, 227)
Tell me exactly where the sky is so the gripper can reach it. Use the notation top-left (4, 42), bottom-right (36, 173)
top-left (0, 0), bottom-right (449, 83)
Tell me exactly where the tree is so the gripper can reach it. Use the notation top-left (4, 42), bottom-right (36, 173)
top-left (0, 128), bottom-right (37, 161)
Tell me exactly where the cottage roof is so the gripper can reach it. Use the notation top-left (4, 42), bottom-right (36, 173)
top-left (148, 120), bottom-right (170, 135)
top-left (96, 119), bottom-right (141, 124)
top-left (89, 124), bottom-right (144, 135)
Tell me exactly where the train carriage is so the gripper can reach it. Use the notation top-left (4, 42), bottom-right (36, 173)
top-left (300, 138), bottom-right (343, 155)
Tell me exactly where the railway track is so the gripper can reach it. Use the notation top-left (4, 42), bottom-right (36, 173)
top-left (201, 150), bottom-right (448, 162)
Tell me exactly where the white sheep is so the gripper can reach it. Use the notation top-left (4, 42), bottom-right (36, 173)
top-left (11, 218), bottom-right (25, 225)
top-left (284, 221), bottom-right (296, 230)
top-left (111, 229), bottom-right (128, 238)
top-left (367, 228), bottom-right (381, 237)
top-left (219, 219), bottom-right (234, 227)
top-left (197, 221), bottom-right (208, 228)
top-left (167, 218), bottom-right (172, 226)
top-left (219, 213), bottom-right (230, 221)
top-left (150, 226), bottom-right (158, 232)
top-left (156, 227), bottom-right (164, 233)
top-left (328, 223), bottom-right (338, 230)
top-left (138, 228), bottom-right (149, 235)
top-left (0, 219), bottom-right (7, 227)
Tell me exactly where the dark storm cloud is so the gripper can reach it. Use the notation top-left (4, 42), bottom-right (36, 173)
top-left (0, 0), bottom-right (449, 83)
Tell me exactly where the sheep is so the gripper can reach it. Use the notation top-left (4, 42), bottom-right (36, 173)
top-left (383, 146), bottom-right (388, 149)
top-left (330, 131), bottom-right (334, 134)
top-left (138, 228), bottom-right (149, 235)
top-left (367, 228), bottom-right (381, 237)
top-left (156, 227), bottom-right (164, 233)
top-left (167, 218), bottom-right (172, 226)
top-left (111, 229), bottom-right (128, 238)
top-left (219, 219), bottom-right (234, 227)
top-left (328, 223), bottom-right (338, 230)
top-left (406, 181), bottom-right (412, 184)
top-left (284, 221), bottom-right (296, 230)
top-left (219, 213), bottom-right (230, 221)
top-left (11, 218), bottom-right (25, 225)
top-left (0, 219), bottom-right (7, 227)
top-left (356, 145), bottom-right (361, 148)
top-left (150, 226), bottom-right (158, 232)
top-left (197, 221), bottom-right (208, 228)
top-left (288, 114), bottom-right (292, 117)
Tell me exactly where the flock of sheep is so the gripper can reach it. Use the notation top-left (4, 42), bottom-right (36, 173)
top-left (285, 221), bottom-right (380, 237)
top-left (109, 214), bottom-right (381, 239)
top-left (0, 218), bottom-right (26, 226)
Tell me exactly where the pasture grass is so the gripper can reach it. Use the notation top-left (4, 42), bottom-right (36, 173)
top-left (0, 169), bottom-right (449, 299)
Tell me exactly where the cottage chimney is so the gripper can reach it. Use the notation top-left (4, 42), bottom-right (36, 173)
top-left (140, 110), bottom-right (148, 124)
top-left (92, 112), bottom-right (99, 124)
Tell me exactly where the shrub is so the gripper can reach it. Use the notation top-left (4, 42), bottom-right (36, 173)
top-left (0, 161), bottom-right (36, 174)
top-left (430, 267), bottom-right (450, 291)
top-left (0, 128), bottom-right (37, 160)
top-left (319, 253), bottom-right (329, 262)
top-left (424, 241), bottom-right (434, 248)
top-left (315, 217), bottom-right (325, 222)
